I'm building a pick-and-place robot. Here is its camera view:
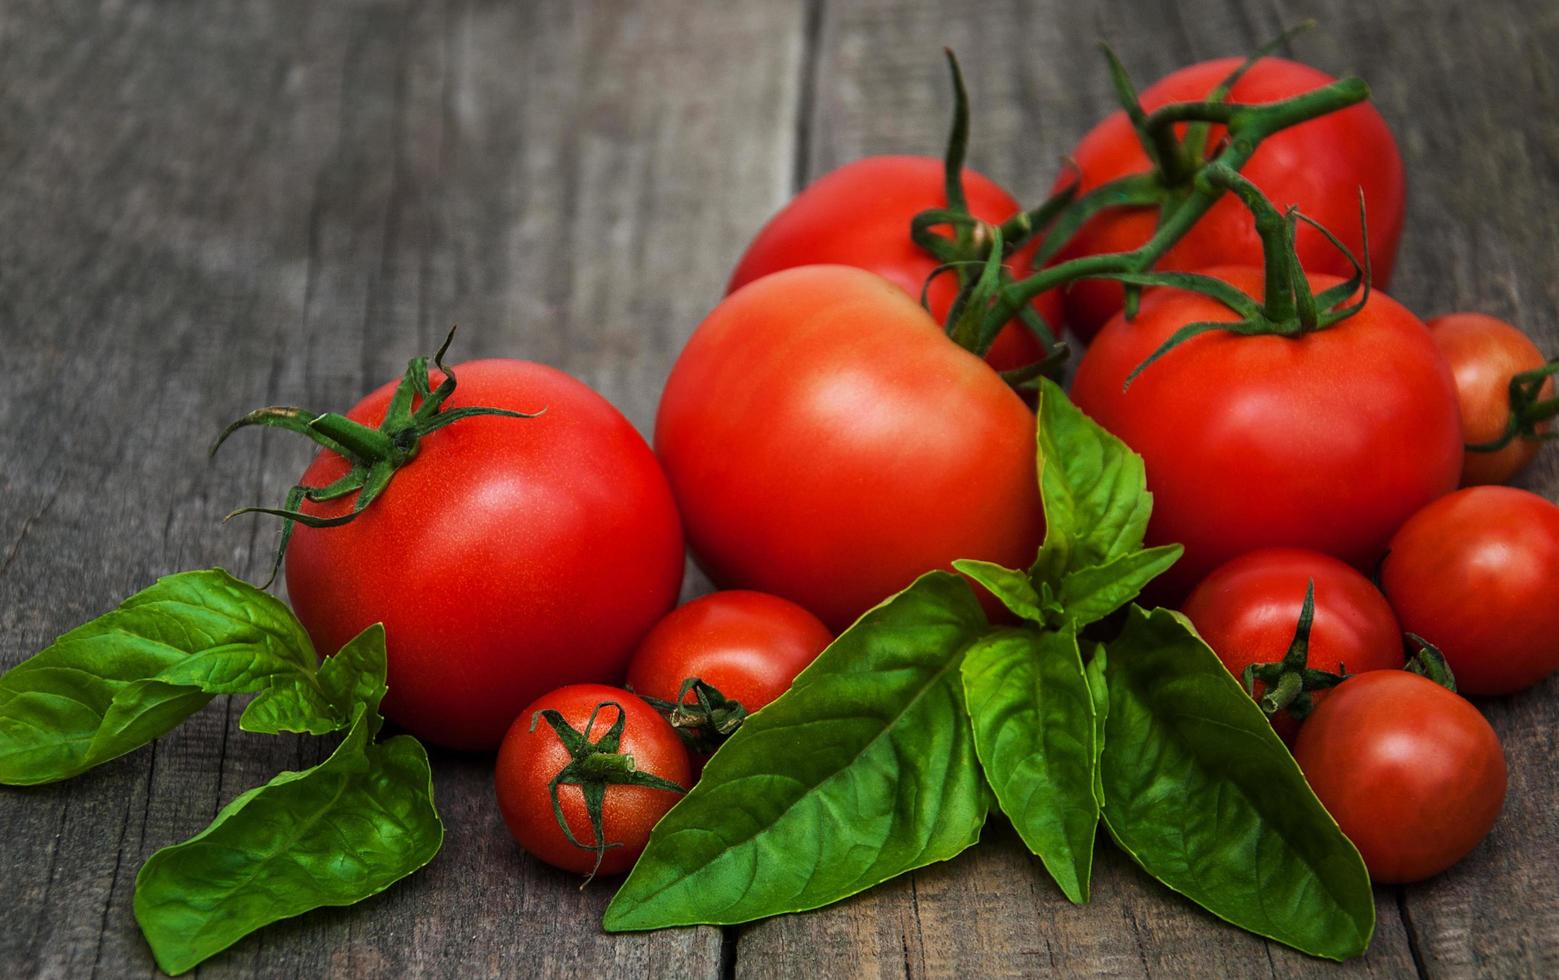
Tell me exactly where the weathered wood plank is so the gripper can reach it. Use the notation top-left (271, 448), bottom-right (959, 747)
top-left (0, 0), bottom-right (803, 975)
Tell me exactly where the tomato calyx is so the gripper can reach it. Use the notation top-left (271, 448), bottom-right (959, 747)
top-left (1404, 634), bottom-right (1459, 692)
top-left (636, 678), bottom-right (749, 756)
top-left (531, 700), bottom-right (687, 883)
top-left (210, 327), bottom-right (541, 586)
top-left (1466, 357), bottom-right (1559, 453)
top-left (1240, 579), bottom-right (1349, 723)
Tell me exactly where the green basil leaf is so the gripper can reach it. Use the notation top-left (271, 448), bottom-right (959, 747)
top-left (1057, 544), bottom-right (1183, 628)
top-left (1085, 645), bottom-right (1108, 809)
top-left (240, 624), bottom-right (388, 736)
top-left (962, 625), bottom-right (1098, 903)
top-left (133, 707), bottom-right (442, 975)
top-left (952, 558), bottom-right (1050, 622)
top-left (1100, 606), bottom-right (1375, 960)
top-left (602, 571), bottom-right (990, 931)
top-left (1031, 378), bottom-right (1155, 583)
top-left (0, 569), bottom-right (317, 785)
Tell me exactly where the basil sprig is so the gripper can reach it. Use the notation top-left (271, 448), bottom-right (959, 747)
top-left (0, 573), bottom-right (442, 974)
top-left (605, 379), bottom-right (1375, 961)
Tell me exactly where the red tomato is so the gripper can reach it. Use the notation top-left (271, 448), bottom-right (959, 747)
top-left (495, 684), bottom-right (691, 876)
top-left (286, 360), bottom-right (685, 750)
top-left (1381, 486), bottom-right (1559, 696)
top-left (728, 156), bottom-right (1063, 372)
top-left (1054, 57), bottom-right (1404, 342)
top-left (1427, 312), bottom-right (1554, 485)
top-left (1182, 548), bottom-right (1403, 740)
top-left (627, 590), bottom-right (833, 713)
top-left (656, 265), bottom-right (1044, 631)
top-left (1294, 671), bottom-right (1506, 883)
top-left (1071, 266), bottom-right (1462, 596)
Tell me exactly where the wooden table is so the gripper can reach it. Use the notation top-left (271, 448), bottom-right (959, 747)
top-left (3, 1), bottom-right (1555, 976)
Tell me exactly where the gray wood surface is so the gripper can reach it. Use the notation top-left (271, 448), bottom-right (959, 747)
top-left (0, 0), bottom-right (1553, 977)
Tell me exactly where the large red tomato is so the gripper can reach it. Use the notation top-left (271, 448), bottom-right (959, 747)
top-left (1054, 57), bottom-right (1404, 342)
top-left (286, 360), bottom-right (685, 750)
top-left (1071, 267), bottom-right (1462, 596)
top-left (656, 265), bottom-right (1044, 631)
top-left (1427, 312), bottom-right (1554, 485)
top-left (1381, 486), bottom-right (1559, 696)
top-left (1182, 548), bottom-right (1403, 740)
top-left (1294, 671), bottom-right (1506, 883)
top-left (728, 156), bottom-right (1063, 372)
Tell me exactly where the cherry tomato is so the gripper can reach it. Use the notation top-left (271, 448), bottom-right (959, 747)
top-left (1294, 671), bottom-right (1506, 883)
top-left (286, 361), bottom-right (685, 751)
top-left (728, 156), bottom-right (1063, 372)
top-left (1054, 57), bottom-right (1404, 342)
top-left (495, 684), bottom-right (691, 876)
top-left (1427, 312), bottom-right (1554, 485)
top-left (1381, 486), bottom-right (1559, 696)
top-left (1071, 266), bottom-right (1462, 596)
top-left (656, 265), bottom-right (1044, 631)
top-left (1182, 548), bottom-right (1403, 740)
top-left (628, 590), bottom-right (833, 713)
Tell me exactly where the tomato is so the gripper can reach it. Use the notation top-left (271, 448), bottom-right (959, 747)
top-left (1294, 671), bottom-right (1506, 883)
top-left (1182, 548), bottom-right (1403, 740)
top-left (1054, 57), bottom-right (1404, 342)
top-left (728, 156), bottom-right (1063, 372)
top-left (495, 684), bottom-right (691, 876)
top-left (627, 590), bottom-right (833, 713)
top-left (285, 360), bottom-right (685, 751)
top-left (1427, 312), bottom-right (1554, 485)
top-left (1380, 486), bottom-right (1559, 696)
top-left (1071, 266), bottom-right (1462, 596)
top-left (656, 265), bottom-right (1044, 631)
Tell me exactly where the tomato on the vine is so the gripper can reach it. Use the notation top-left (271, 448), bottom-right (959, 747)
top-left (728, 156), bottom-right (1063, 371)
top-left (656, 265), bottom-right (1044, 631)
top-left (1054, 57), bottom-right (1404, 342)
top-left (1071, 266), bottom-right (1462, 595)
top-left (1381, 486), bottom-right (1559, 696)
top-left (628, 590), bottom-right (833, 715)
top-left (1294, 671), bottom-right (1506, 883)
top-left (283, 360), bottom-right (685, 751)
top-left (495, 684), bottom-right (691, 877)
top-left (1182, 548), bottom-right (1403, 741)
top-left (1427, 312), bottom-right (1555, 485)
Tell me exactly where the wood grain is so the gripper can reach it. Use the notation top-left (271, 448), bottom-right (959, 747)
top-left (1, 0), bottom-right (1556, 976)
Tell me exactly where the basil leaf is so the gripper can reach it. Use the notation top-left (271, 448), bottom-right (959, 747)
top-left (1031, 377), bottom-right (1155, 583)
top-left (133, 707), bottom-right (442, 975)
top-left (602, 571), bottom-right (990, 931)
top-left (952, 558), bottom-right (1050, 622)
top-left (240, 624), bottom-right (388, 736)
top-left (1085, 645), bottom-right (1108, 808)
top-left (1100, 606), bottom-right (1375, 960)
top-left (0, 569), bottom-right (317, 785)
top-left (1057, 544), bottom-right (1183, 628)
top-left (962, 625), bottom-right (1098, 903)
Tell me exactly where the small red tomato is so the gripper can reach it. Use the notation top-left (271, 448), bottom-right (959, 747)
top-left (728, 156), bottom-right (1064, 372)
top-left (628, 590), bottom-right (833, 714)
top-left (495, 684), bottom-right (691, 876)
top-left (1381, 486), bottom-right (1559, 696)
top-left (1295, 671), bottom-right (1506, 883)
top-left (1427, 312), bottom-right (1555, 485)
top-left (1182, 548), bottom-right (1403, 740)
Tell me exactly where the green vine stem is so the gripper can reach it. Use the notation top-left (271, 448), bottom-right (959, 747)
top-left (1240, 580), bottom-right (1349, 722)
top-left (1467, 358), bottom-right (1559, 452)
top-left (634, 678), bottom-right (750, 756)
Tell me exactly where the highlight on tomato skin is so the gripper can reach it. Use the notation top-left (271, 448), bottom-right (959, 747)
top-left (727, 155), bottom-right (1064, 372)
top-left (1427, 312), bottom-right (1556, 486)
top-left (1294, 670), bottom-right (1507, 884)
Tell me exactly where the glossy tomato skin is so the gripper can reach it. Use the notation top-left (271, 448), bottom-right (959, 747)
top-left (728, 156), bottom-right (1063, 372)
top-left (495, 684), bottom-right (691, 876)
top-left (1427, 312), bottom-right (1554, 485)
top-left (1381, 486), bottom-right (1559, 696)
top-left (1294, 671), bottom-right (1506, 883)
top-left (1071, 266), bottom-right (1462, 597)
top-left (627, 590), bottom-right (833, 713)
top-left (656, 265), bottom-right (1044, 631)
top-left (1055, 57), bottom-right (1404, 342)
top-left (1182, 548), bottom-right (1403, 740)
top-left (286, 360), bottom-right (685, 751)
